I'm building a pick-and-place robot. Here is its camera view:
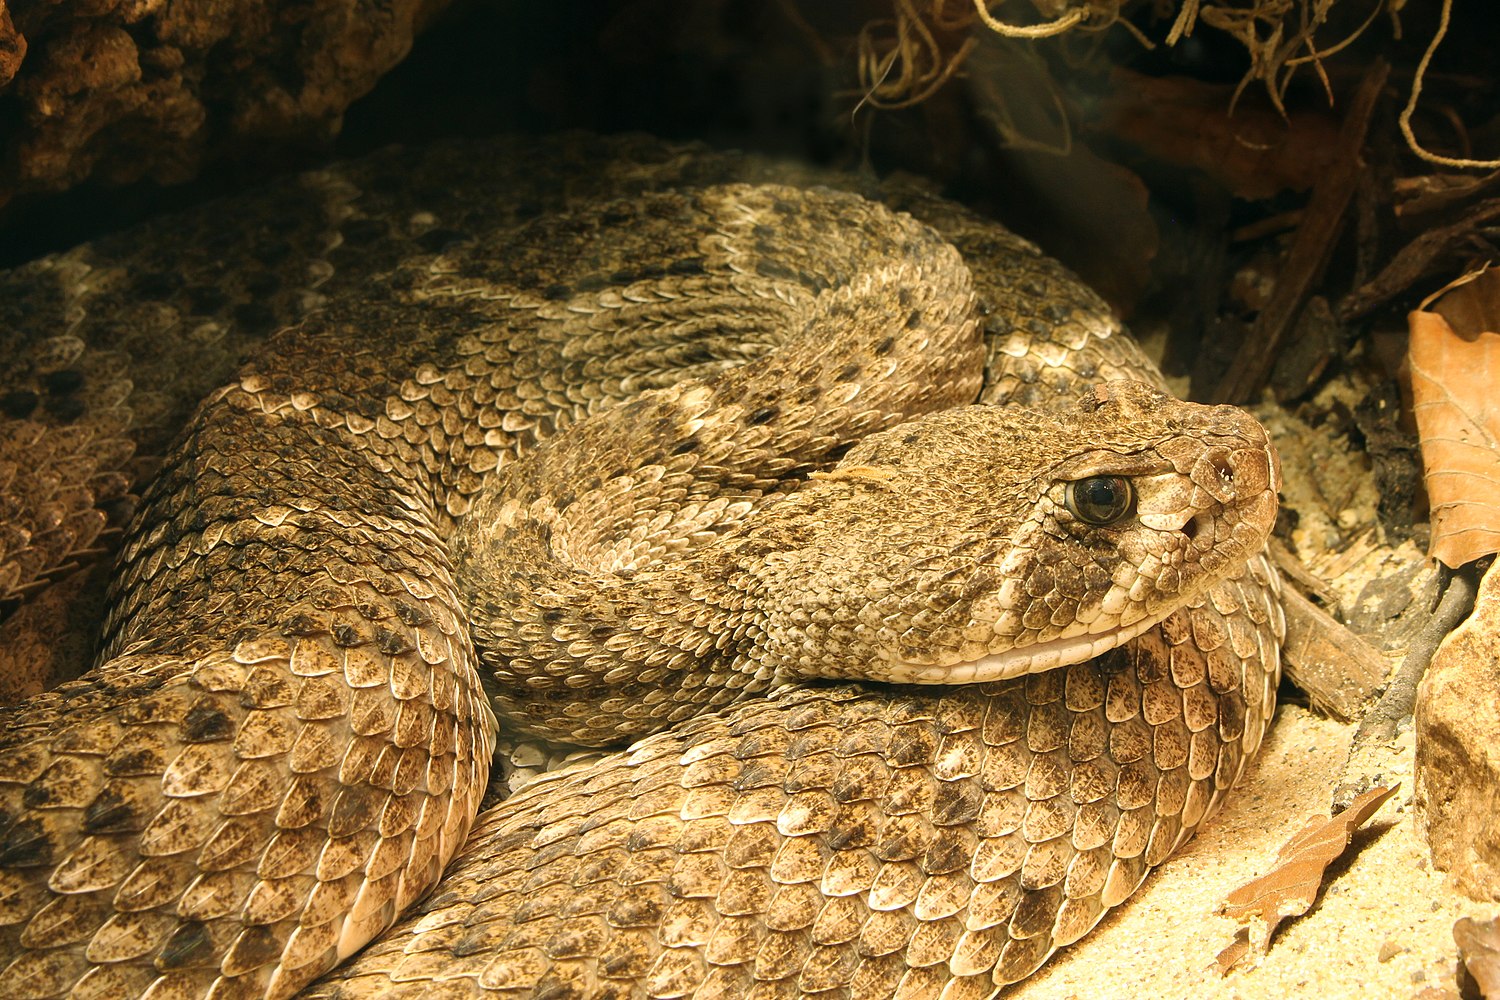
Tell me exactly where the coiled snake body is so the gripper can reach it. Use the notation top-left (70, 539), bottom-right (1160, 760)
top-left (0, 135), bottom-right (1282, 999)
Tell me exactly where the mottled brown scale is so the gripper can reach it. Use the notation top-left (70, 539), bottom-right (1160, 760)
top-left (0, 135), bottom-right (1283, 999)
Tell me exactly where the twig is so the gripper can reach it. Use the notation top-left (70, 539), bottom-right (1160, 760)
top-left (1279, 586), bottom-right (1391, 722)
top-left (1332, 562), bottom-right (1481, 810)
top-left (1212, 60), bottom-right (1388, 405)
top-left (1338, 196), bottom-right (1500, 321)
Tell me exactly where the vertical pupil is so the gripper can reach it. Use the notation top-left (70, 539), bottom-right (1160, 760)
top-left (1086, 480), bottom-right (1114, 507)
top-left (1068, 476), bottom-right (1131, 525)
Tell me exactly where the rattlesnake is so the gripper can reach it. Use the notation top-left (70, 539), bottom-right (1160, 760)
top-left (0, 134), bottom-right (1282, 999)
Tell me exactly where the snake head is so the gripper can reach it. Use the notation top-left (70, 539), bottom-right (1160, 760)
top-left (768, 380), bottom-right (1280, 685)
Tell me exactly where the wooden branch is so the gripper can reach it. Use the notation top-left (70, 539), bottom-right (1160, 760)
top-left (1212, 60), bottom-right (1390, 404)
top-left (1280, 586), bottom-right (1392, 722)
top-left (1334, 564), bottom-right (1481, 809)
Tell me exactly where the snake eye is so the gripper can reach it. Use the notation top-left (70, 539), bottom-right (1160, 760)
top-left (1065, 476), bottom-right (1134, 525)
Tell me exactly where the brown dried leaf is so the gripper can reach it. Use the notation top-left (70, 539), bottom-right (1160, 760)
top-left (1408, 268), bottom-right (1500, 567)
top-left (935, 38), bottom-right (1152, 317)
top-left (1455, 915), bottom-right (1500, 998)
top-left (1213, 927), bottom-right (1252, 976)
top-left (1216, 784), bottom-right (1399, 971)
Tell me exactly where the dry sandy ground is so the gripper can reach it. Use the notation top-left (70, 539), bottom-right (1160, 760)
top-left (1012, 704), bottom-right (1495, 999)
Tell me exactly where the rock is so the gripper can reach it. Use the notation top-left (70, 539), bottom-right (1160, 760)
top-left (0, 0), bottom-right (450, 206)
top-left (1415, 559), bottom-right (1500, 900)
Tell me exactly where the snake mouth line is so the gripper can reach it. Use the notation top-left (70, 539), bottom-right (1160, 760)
top-left (880, 608), bottom-right (1179, 685)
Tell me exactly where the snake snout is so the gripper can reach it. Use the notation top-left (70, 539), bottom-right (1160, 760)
top-left (1224, 436), bottom-right (1280, 497)
top-left (1180, 430), bottom-right (1279, 553)
top-left (1195, 436), bottom-right (1274, 501)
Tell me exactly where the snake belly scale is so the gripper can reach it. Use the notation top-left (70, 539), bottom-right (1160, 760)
top-left (0, 135), bottom-right (1283, 999)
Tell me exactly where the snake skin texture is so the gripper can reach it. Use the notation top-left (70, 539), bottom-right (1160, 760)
top-left (0, 134), bottom-right (1283, 999)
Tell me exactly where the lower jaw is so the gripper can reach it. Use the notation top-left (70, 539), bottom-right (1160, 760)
top-left (878, 609), bottom-right (1174, 686)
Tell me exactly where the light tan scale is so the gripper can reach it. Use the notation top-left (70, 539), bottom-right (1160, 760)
top-left (0, 135), bottom-right (1283, 1000)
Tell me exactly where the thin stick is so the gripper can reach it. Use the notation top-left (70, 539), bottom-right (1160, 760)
top-left (1212, 60), bottom-right (1388, 405)
top-left (1332, 562), bottom-right (1480, 810)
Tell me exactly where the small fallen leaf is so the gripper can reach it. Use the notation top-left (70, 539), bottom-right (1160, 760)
top-left (1216, 784), bottom-right (1399, 972)
top-left (1408, 267), bottom-right (1500, 567)
top-left (1455, 914), bottom-right (1500, 998)
top-left (1213, 927), bottom-right (1252, 976)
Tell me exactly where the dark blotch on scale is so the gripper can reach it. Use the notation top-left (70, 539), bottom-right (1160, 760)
top-left (0, 390), bottom-right (38, 418)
